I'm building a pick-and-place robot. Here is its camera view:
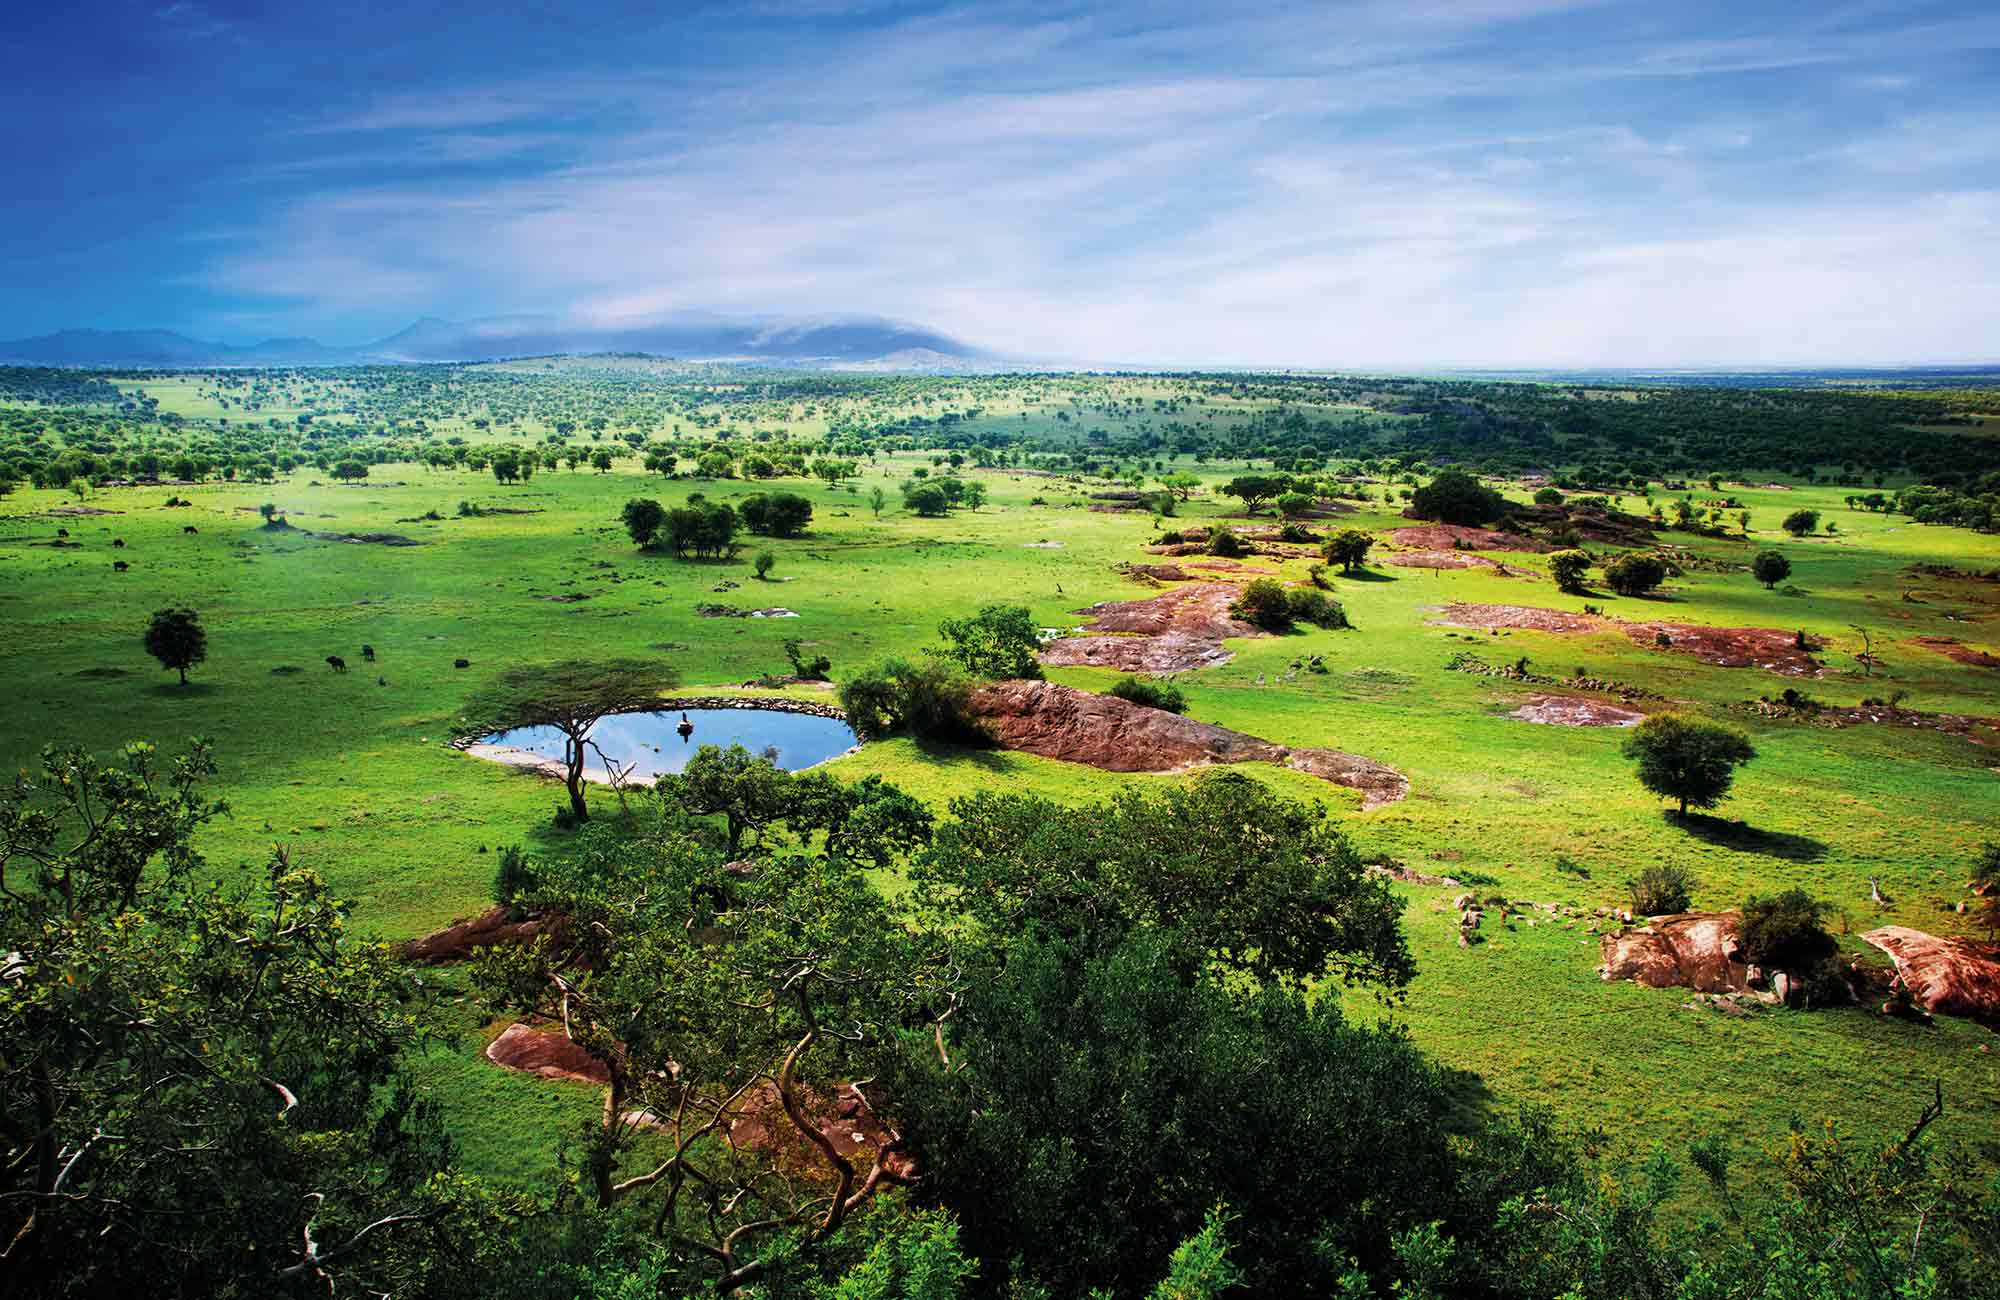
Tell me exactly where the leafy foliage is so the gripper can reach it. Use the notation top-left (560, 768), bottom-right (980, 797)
top-left (1620, 712), bottom-right (1756, 816)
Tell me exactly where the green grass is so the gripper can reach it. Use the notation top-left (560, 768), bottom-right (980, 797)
top-left (5, 450), bottom-right (1998, 1192)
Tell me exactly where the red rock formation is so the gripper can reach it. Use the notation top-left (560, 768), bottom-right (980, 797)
top-left (967, 679), bottom-right (1408, 808)
top-left (1861, 927), bottom-right (2000, 1028)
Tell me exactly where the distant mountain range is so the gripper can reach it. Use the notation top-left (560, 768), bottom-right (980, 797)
top-left (0, 312), bottom-right (992, 370)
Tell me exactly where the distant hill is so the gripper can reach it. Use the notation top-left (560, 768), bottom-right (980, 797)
top-left (0, 312), bottom-right (991, 369)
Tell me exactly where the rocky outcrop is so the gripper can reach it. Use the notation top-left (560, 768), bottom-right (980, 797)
top-left (1599, 912), bottom-right (1751, 993)
top-left (485, 1021), bottom-right (611, 1084)
top-left (1861, 927), bottom-right (2000, 1028)
top-left (966, 679), bottom-right (1408, 808)
top-left (1040, 584), bottom-right (1262, 672)
top-left (400, 905), bottom-right (561, 963)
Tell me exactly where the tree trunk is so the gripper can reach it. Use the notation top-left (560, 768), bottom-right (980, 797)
top-left (1677, 794), bottom-right (1688, 816)
top-left (178, 666), bottom-right (188, 685)
top-left (566, 736), bottom-right (590, 822)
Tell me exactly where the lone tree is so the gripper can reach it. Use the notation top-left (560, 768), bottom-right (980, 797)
top-left (621, 497), bottom-right (666, 548)
top-left (1781, 508), bottom-right (1820, 538)
top-left (143, 606), bottom-right (207, 686)
top-left (937, 604), bottom-right (1044, 680)
top-left (465, 659), bottom-right (679, 822)
top-left (1548, 549), bottom-right (1592, 594)
top-left (1322, 528), bottom-right (1374, 573)
top-left (1409, 470), bottom-right (1505, 526)
top-left (1604, 551), bottom-right (1668, 596)
top-left (1221, 474), bottom-right (1290, 515)
top-left (1752, 549), bottom-right (1792, 589)
top-left (1620, 712), bottom-right (1756, 817)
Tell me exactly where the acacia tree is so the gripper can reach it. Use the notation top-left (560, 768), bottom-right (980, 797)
top-left (143, 606), bottom-right (207, 686)
top-left (1322, 528), bottom-right (1374, 573)
top-left (1221, 474), bottom-right (1289, 515)
top-left (935, 604), bottom-right (1043, 680)
top-left (0, 741), bottom-right (454, 1296)
top-left (1548, 549), bottom-right (1592, 593)
top-left (464, 660), bottom-right (679, 822)
top-left (1620, 712), bottom-right (1756, 816)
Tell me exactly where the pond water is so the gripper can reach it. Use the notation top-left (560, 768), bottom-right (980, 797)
top-left (480, 708), bottom-right (858, 779)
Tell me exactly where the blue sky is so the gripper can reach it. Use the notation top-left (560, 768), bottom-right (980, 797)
top-left (5, 0), bottom-right (1999, 365)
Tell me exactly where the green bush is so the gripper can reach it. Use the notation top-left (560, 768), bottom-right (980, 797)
top-left (1229, 578), bottom-right (1292, 629)
top-left (492, 844), bottom-right (536, 907)
top-left (1207, 528), bottom-right (1247, 558)
top-left (1626, 863), bottom-right (1697, 916)
top-left (1284, 588), bottom-right (1349, 628)
top-left (1108, 676), bottom-right (1187, 713)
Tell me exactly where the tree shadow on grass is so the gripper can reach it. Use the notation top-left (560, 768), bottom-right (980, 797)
top-left (145, 681), bottom-right (221, 698)
top-left (1435, 1065), bottom-right (1499, 1135)
top-left (908, 737), bottom-right (1013, 772)
top-left (1672, 812), bottom-right (1827, 863)
top-left (1343, 568), bottom-right (1399, 583)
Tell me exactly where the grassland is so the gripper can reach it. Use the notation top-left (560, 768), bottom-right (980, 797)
top-left (4, 371), bottom-right (1999, 1197)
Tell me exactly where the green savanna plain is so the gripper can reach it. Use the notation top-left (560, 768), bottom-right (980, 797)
top-left (4, 372), bottom-right (1999, 1190)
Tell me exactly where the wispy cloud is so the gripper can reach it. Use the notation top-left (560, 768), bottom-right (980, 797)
top-left (15, 0), bottom-right (1999, 361)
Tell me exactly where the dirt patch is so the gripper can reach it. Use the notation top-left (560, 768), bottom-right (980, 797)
top-left (1436, 603), bottom-right (1824, 676)
top-left (41, 505), bottom-right (123, 517)
top-left (967, 679), bottom-right (1409, 807)
top-left (302, 530), bottom-right (424, 546)
top-left (486, 1021), bottom-right (610, 1084)
top-left (1388, 524), bottom-right (1551, 553)
top-left (1861, 927), bottom-right (2000, 1028)
top-left (1040, 583), bottom-right (1261, 672)
top-left (1599, 913), bottom-right (1750, 993)
top-left (1434, 603), bottom-right (1608, 634)
top-left (1624, 623), bottom-right (1822, 675)
top-left (400, 904), bottom-right (563, 963)
top-left (1126, 563), bottom-right (1195, 581)
top-left (1912, 635), bottom-right (2000, 669)
top-left (1509, 694), bottom-right (1644, 726)
top-left (1388, 550), bottom-right (1538, 577)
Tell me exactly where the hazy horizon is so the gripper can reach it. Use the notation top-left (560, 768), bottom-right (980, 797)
top-left (8, 0), bottom-right (2000, 368)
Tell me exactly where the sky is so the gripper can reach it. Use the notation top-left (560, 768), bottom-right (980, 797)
top-left (5, 0), bottom-right (1999, 367)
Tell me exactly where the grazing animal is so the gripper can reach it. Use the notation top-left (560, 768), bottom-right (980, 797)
top-left (112, 538), bottom-right (125, 548)
top-left (453, 658), bottom-right (470, 669)
top-left (56, 528), bottom-right (68, 538)
top-left (377, 676), bottom-right (387, 686)
top-left (361, 644), bottom-right (376, 661)
top-left (183, 525), bottom-right (198, 535)
top-left (325, 655), bottom-right (347, 672)
top-left (112, 560), bottom-right (129, 572)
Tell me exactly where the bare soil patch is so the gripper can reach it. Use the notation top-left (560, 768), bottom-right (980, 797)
top-left (1912, 635), bottom-right (2000, 670)
top-left (1389, 524), bottom-right (1551, 553)
top-left (968, 680), bottom-right (1409, 807)
top-left (302, 530), bottom-right (424, 546)
top-left (1509, 694), bottom-right (1644, 726)
top-left (1434, 603), bottom-right (1608, 634)
top-left (1436, 604), bottom-right (1823, 676)
top-left (1862, 927), bottom-right (2000, 1029)
top-left (1624, 622), bottom-right (1822, 675)
top-left (1388, 550), bottom-right (1538, 577)
top-left (1041, 583), bottom-right (1261, 672)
